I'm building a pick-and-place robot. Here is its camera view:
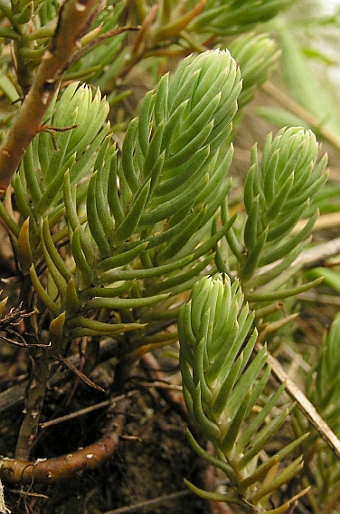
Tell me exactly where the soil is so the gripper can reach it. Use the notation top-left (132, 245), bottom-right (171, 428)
top-left (0, 343), bottom-right (213, 514)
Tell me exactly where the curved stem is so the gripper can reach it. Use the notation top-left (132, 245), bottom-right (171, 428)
top-left (1, 397), bottom-right (131, 483)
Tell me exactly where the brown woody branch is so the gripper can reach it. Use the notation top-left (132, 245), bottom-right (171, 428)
top-left (0, 0), bottom-right (99, 194)
top-left (0, 397), bottom-right (131, 484)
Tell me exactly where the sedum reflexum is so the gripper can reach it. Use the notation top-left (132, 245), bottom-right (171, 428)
top-left (304, 313), bottom-right (340, 508)
top-left (0, 48), bottom-right (243, 461)
top-left (187, 0), bottom-right (293, 36)
top-left (228, 32), bottom-right (281, 110)
top-left (1, 49), bottom-right (242, 346)
top-left (179, 274), bottom-right (308, 513)
top-left (224, 126), bottom-right (327, 301)
top-left (0, 0), bottom-right (339, 511)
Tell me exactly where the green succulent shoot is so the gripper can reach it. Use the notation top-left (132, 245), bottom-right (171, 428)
top-left (0, 48), bottom-right (243, 347)
top-left (67, 48), bottom-right (243, 320)
top-left (228, 32), bottom-right (281, 110)
top-left (188, 0), bottom-right (293, 36)
top-left (225, 126), bottom-right (328, 301)
top-left (82, 48), bottom-right (243, 314)
top-left (310, 312), bottom-right (340, 437)
top-left (179, 274), bottom-right (308, 513)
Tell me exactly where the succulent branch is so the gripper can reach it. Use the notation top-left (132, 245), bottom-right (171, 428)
top-left (0, 1), bottom-right (339, 512)
top-left (179, 274), bottom-right (308, 512)
top-left (225, 126), bottom-right (328, 300)
top-left (228, 32), bottom-right (281, 111)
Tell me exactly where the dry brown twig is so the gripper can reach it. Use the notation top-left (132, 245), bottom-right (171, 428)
top-left (101, 489), bottom-right (193, 514)
top-left (262, 81), bottom-right (340, 153)
top-left (255, 342), bottom-right (340, 461)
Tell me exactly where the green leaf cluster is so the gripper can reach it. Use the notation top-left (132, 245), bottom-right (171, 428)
top-left (82, 49), bottom-right (242, 313)
top-left (1, 48), bottom-right (243, 344)
top-left (188, 0), bottom-right (294, 36)
top-left (228, 32), bottom-right (281, 110)
top-left (225, 126), bottom-right (327, 300)
top-left (179, 274), bottom-right (307, 512)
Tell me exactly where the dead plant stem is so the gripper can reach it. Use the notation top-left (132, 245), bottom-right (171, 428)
top-left (262, 82), bottom-right (340, 153)
top-left (256, 342), bottom-right (340, 460)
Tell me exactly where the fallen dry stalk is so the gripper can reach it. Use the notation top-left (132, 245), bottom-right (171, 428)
top-left (39, 390), bottom-right (138, 429)
top-left (103, 489), bottom-right (193, 514)
top-left (256, 342), bottom-right (340, 461)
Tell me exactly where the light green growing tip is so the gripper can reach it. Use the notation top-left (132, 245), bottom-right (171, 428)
top-left (165, 47), bottom-right (242, 155)
top-left (178, 274), bottom-right (256, 438)
top-left (179, 274), bottom-right (306, 511)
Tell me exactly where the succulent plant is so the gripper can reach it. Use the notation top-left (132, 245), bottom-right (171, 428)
top-left (0, 1), bottom-right (339, 513)
top-left (224, 126), bottom-right (327, 301)
top-left (179, 274), bottom-right (308, 513)
top-left (188, 0), bottom-right (294, 36)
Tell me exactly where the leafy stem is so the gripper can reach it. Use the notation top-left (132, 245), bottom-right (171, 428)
top-left (0, 0), bottom-right (99, 193)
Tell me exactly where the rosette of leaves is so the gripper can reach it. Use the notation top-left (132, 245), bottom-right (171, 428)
top-left (224, 126), bottom-right (328, 301)
top-left (178, 274), bottom-right (309, 513)
top-left (187, 0), bottom-right (293, 36)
